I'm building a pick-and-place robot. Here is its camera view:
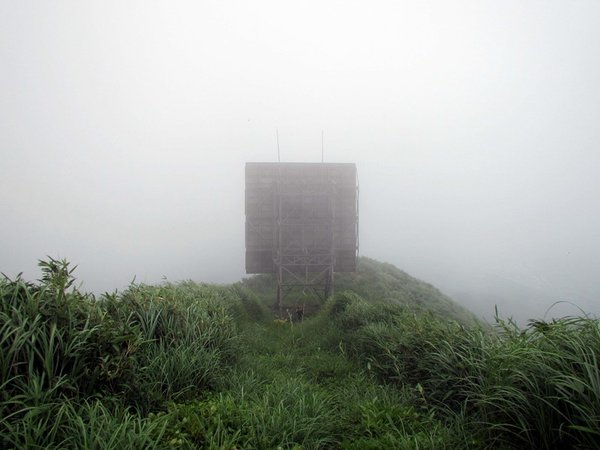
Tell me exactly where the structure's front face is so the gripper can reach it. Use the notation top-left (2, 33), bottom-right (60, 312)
top-left (245, 162), bottom-right (358, 296)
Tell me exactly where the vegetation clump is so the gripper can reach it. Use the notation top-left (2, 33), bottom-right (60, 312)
top-left (0, 258), bottom-right (245, 448)
top-left (324, 290), bottom-right (600, 449)
top-left (1, 256), bottom-right (599, 449)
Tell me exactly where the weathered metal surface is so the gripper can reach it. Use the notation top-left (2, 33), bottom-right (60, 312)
top-left (245, 162), bottom-right (358, 275)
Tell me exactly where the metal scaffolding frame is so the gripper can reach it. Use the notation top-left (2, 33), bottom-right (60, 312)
top-left (245, 162), bottom-right (358, 313)
top-left (274, 175), bottom-right (337, 310)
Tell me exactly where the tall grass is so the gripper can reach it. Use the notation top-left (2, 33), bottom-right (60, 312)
top-left (3, 257), bottom-right (599, 448)
top-left (0, 259), bottom-right (136, 408)
top-left (1, 399), bottom-right (168, 450)
top-left (0, 258), bottom-right (244, 448)
top-left (432, 315), bottom-right (600, 449)
top-left (327, 291), bottom-right (600, 449)
top-left (108, 281), bottom-right (243, 410)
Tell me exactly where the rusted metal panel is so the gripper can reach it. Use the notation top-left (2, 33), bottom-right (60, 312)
top-left (245, 162), bottom-right (358, 274)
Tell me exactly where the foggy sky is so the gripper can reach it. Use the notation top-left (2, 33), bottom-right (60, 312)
top-left (2, 1), bottom-right (599, 322)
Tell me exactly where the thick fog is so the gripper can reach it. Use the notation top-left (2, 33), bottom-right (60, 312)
top-left (2, 1), bottom-right (599, 323)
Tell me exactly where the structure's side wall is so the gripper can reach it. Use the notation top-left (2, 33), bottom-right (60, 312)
top-left (245, 162), bottom-right (358, 274)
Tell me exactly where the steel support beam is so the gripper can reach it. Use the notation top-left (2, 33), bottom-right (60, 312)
top-left (273, 176), bottom-right (336, 312)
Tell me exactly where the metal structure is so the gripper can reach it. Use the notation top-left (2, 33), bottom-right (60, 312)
top-left (245, 162), bottom-right (358, 310)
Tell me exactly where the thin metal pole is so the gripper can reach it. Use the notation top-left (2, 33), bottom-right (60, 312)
top-left (276, 161), bottom-right (283, 314)
top-left (321, 130), bottom-right (324, 162)
top-left (276, 128), bottom-right (280, 162)
top-left (277, 180), bottom-right (283, 314)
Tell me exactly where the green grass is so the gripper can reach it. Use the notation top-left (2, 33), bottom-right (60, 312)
top-left (0, 258), bottom-right (244, 448)
top-left (241, 257), bottom-right (481, 326)
top-left (1, 257), bottom-right (599, 449)
top-left (323, 292), bottom-right (600, 449)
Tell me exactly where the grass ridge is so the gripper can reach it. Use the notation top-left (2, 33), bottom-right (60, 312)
top-left (1, 257), bottom-right (598, 449)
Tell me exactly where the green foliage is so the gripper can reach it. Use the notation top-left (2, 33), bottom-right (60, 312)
top-left (334, 257), bottom-right (481, 326)
top-left (321, 292), bottom-right (466, 384)
top-left (158, 396), bottom-right (241, 449)
top-left (2, 256), bottom-right (599, 449)
top-left (159, 378), bottom-right (340, 449)
top-left (0, 258), bottom-right (243, 448)
top-left (242, 257), bottom-right (480, 325)
top-left (1, 399), bottom-right (169, 450)
top-left (428, 315), bottom-right (600, 449)
top-left (0, 259), bottom-right (140, 412)
top-left (339, 387), bottom-right (463, 450)
top-left (229, 283), bottom-right (271, 323)
top-left (327, 291), bottom-right (600, 449)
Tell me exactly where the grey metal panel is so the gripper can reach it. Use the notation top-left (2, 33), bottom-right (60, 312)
top-left (245, 162), bottom-right (358, 274)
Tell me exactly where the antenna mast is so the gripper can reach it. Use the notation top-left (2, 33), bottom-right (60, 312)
top-left (322, 130), bottom-right (325, 162)
top-left (276, 128), bottom-right (280, 162)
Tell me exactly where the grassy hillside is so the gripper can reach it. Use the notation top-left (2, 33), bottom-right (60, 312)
top-left (241, 256), bottom-right (479, 325)
top-left (1, 257), bottom-right (599, 449)
top-left (335, 257), bottom-right (480, 325)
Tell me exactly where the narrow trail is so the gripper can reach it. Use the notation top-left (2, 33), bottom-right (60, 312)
top-left (221, 317), bottom-right (453, 449)
top-left (238, 318), bottom-right (359, 389)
